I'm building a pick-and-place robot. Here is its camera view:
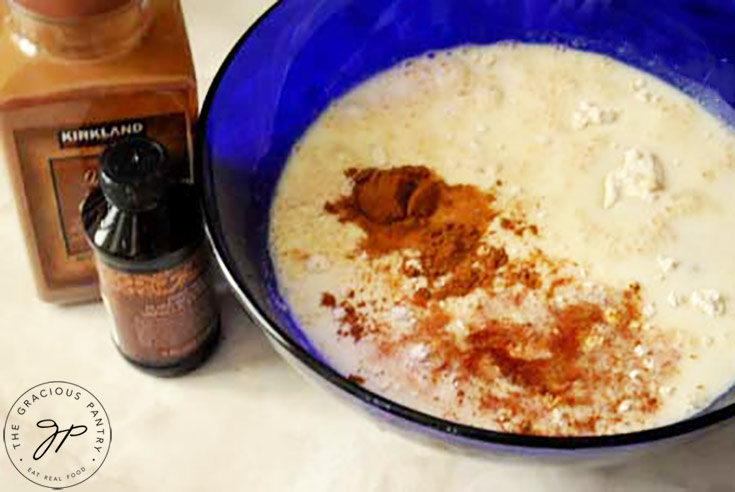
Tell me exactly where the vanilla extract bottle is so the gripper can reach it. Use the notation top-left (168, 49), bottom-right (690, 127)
top-left (82, 137), bottom-right (220, 376)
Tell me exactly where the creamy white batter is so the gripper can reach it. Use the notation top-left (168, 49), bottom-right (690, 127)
top-left (269, 44), bottom-right (735, 435)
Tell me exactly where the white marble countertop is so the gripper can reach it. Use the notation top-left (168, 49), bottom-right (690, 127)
top-left (1, 1), bottom-right (734, 490)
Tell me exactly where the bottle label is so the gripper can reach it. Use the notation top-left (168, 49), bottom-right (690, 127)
top-left (96, 247), bottom-right (218, 367)
top-left (12, 109), bottom-right (193, 290)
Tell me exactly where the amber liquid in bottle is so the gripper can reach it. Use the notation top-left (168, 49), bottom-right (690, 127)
top-left (0, 0), bottom-right (198, 303)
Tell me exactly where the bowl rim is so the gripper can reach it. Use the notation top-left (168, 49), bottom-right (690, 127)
top-left (196, 0), bottom-right (735, 450)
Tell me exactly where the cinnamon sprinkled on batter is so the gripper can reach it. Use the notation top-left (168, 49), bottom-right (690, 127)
top-left (319, 165), bottom-right (680, 435)
top-left (321, 293), bottom-right (337, 308)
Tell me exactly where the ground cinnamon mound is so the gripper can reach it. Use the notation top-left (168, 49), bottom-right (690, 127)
top-left (325, 165), bottom-right (503, 299)
top-left (348, 166), bottom-right (439, 224)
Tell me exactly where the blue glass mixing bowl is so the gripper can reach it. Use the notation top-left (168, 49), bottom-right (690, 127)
top-left (197, 0), bottom-right (735, 463)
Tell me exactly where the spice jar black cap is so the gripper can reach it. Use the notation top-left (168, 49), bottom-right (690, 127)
top-left (100, 137), bottom-right (170, 212)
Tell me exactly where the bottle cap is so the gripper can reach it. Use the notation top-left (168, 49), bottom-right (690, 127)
top-left (9, 0), bottom-right (132, 20)
top-left (100, 138), bottom-right (171, 212)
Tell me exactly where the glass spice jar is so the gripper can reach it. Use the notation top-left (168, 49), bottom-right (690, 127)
top-left (82, 137), bottom-right (220, 376)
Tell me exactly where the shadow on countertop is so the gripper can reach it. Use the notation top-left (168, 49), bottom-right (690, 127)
top-left (597, 421), bottom-right (735, 492)
top-left (193, 286), bottom-right (283, 376)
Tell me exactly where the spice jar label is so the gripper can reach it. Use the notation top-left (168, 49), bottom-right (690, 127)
top-left (49, 155), bottom-right (100, 256)
top-left (13, 112), bottom-right (191, 286)
top-left (58, 118), bottom-right (147, 150)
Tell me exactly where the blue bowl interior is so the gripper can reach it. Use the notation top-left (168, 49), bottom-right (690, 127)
top-left (199, 0), bottom-right (735, 449)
